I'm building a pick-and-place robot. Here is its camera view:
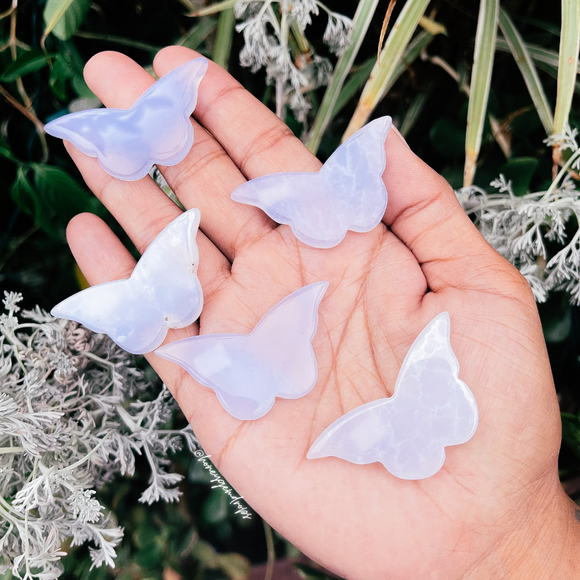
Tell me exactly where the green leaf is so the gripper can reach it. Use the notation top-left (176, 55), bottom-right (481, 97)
top-left (202, 488), bottom-right (229, 525)
top-left (11, 168), bottom-right (46, 230)
top-left (213, 8), bottom-right (235, 70)
top-left (562, 414), bottom-right (580, 460)
top-left (0, 135), bottom-right (17, 162)
top-left (498, 157), bottom-right (539, 196)
top-left (49, 53), bottom-right (74, 100)
top-left (12, 164), bottom-right (103, 239)
top-left (71, 73), bottom-right (96, 98)
top-left (1, 50), bottom-right (52, 82)
top-left (179, 18), bottom-right (218, 50)
top-left (430, 118), bottom-right (466, 158)
top-left (554, 0), bottom-right (580, 136)
top-left (498, 9), bottom-right (554, 136)
top-left (43, 0), bottom-right (90, 41)
top-left (306, 0), bottom-right (381, 153)
top-left (464, 0), bottom-right (499, 186)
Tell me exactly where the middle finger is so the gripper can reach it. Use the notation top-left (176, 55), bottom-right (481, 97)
top-left (83, 51), bottom-right (275, 261)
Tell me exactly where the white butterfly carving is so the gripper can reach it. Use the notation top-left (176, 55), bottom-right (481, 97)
top-left (44, 58), bottom-right (208, 181)
top-left (51, 209), bottom-right (203, 355)
top-left (231, 116), bottom-right (392, 249)
top-left (307, 313), bottom-right (478, 480)
top-left (155, 282), bottom-right (328, 421)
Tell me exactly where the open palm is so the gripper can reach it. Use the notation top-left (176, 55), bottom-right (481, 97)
top-left (63, 47), bottom-right (574, 579)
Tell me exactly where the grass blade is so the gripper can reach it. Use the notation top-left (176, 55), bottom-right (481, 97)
top-left (213, 8), bottom-right (235, 70)
top-left (190, 0), bottom-right (239, 18)
top-left (554, 0), bottom-right (580, 137)
top-left (305, 0), bottom-right (381, 154)
top-left (400, 86), bottom-right (430, 137)
top-left (331, 30), bottom-right (433, 121)
top-left (464, 0), bottom-right (499, 187)
top-left (498, 8), bottom-right (553, 135)
top-left (42, 0), bottom-right (75, 43)
top-left (496, 38), bottom-right (580, 95)
top-left (178, 18), bottom-right (218, 50)
top-left (342, 0), bottom-right (431, 142)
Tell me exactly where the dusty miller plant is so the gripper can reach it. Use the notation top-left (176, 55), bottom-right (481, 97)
top-left (234, 0), bottom-right (353, 122)
top-left (0, 292), bottom-right (199, 579)
top-left (457, 126), bottom-right (580, 304)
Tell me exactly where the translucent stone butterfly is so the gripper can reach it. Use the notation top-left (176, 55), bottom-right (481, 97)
top-left (44, 58), bottom-right (208, 181)
top-left (307, 312), bottom-right (478, 480)
top-left (231, 116), bottom-right (392, 249)
top-left (51, 209), bottom-right (203, 355)
top-left (155, 282), bottom-right (328, 421)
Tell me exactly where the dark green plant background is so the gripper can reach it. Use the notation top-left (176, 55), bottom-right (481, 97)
top-left (0, 0), bottom-right (579, 578)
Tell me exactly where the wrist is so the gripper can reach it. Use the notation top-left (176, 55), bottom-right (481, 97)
top-left (463, 481), bottom-right (580, 580)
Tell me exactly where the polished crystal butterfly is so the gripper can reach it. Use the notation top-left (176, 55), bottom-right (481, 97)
top-left (51, 209), bottom-right (203, 355)
top-left (44, 58), bottom-right (208, 181)
top-left (307, 312), bottom-right (478, 480)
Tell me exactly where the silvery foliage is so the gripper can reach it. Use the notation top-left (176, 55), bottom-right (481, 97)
top-left (456, 126), bottom-right (580, 304)
top-left (0, 292), bottom-right (199, 579)
top-left (234, 0), bottom-right (353, 122)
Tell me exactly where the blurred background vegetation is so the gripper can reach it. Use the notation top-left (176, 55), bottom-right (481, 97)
top-left (1, 0), bottom-right (580, 578)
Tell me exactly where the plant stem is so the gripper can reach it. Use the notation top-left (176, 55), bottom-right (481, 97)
top-left (543, 147), bottom-right (580, 200)
top-left (0, 86), bottom-right (48, 163)
top-left (74, 31), bottom-right (162, 52)
top-left (0, 446), bottom-right (25, 454)
top-left (263, 520), bottom-right (275, 580)
top-left (306, 0), bottom-right (380, 153)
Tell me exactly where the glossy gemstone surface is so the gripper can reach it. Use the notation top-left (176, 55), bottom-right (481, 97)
top-left (155, 282), bottom-right (328, 421)
top-left (44, 58), bottom-right (208, 181)
top-left (307, 312), bottom-right (478, 480)
top-left (231, 116), bottom-right (392, 249)
top-left (51, 209), bottom-right (203, 355)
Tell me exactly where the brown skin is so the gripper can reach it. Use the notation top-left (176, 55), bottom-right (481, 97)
top-left (62, 46), bottom-right (579, 579)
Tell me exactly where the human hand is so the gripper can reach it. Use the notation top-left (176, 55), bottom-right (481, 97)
top-left (61, 47), bottom-right (579, 580)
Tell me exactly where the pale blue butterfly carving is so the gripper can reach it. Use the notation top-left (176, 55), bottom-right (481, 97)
top-left (155, 282), bottom-right (328, 421)
top-left (307, 313), bottom-right (478, 480)
top-left (51, 209), bottom-right (203, 355)
top-left (231, 116), bottom-right (392, 248)
top-left (44, 58), bottom-right (208, 181)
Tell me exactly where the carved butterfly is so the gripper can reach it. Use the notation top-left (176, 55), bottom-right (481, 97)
top-left (51, 209), bottom-right (203, 355)
top-left (307, 312), bottom-right (478, 480)
top-left (155, 282), bottom-right (328, 421)
top-left (44, 58), bottom-right (208, 181)
top-left (231, 116), bottom-right (392, 249)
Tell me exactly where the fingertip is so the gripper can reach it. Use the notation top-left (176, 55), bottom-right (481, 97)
top-left (84, 51), bottom-right (154, 108)
top-left (153, 45), bottom-right (204, 76)
top-left (84, 51), bottom-right (127, 85)
top-left (66, 213), bottom-right (136, 285)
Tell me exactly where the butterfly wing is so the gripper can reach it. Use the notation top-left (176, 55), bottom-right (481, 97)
top-left (51, 209), bottom-right (203, 354)
top-left (155, 282), bottom-right (328, 420)
top-left (44, 58), bottom-right (208, 181)
top-left (51, 279), bottom-right (168, 355)
top-left (321, 116), bottom-right (391, 233)
top-left (307, 312), bottom-right (478, 480)
top-left (231, 116), bottom-right (391, 248)
top-left (232, 172), bottom-right (351, 248)
top-left (44, 107), bottom-right (127, 160)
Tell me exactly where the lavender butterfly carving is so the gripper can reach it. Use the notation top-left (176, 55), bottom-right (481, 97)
top-left (156, 282), bottom-right (328, 421)
top-left (307, 313), bottom-right (478, 480)
top-left (51, 209), bottom-right (203, 355)
top-left (44, 58), bottom-right (208, 181)
top-left (231, 116), bottom-right (392, 249)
